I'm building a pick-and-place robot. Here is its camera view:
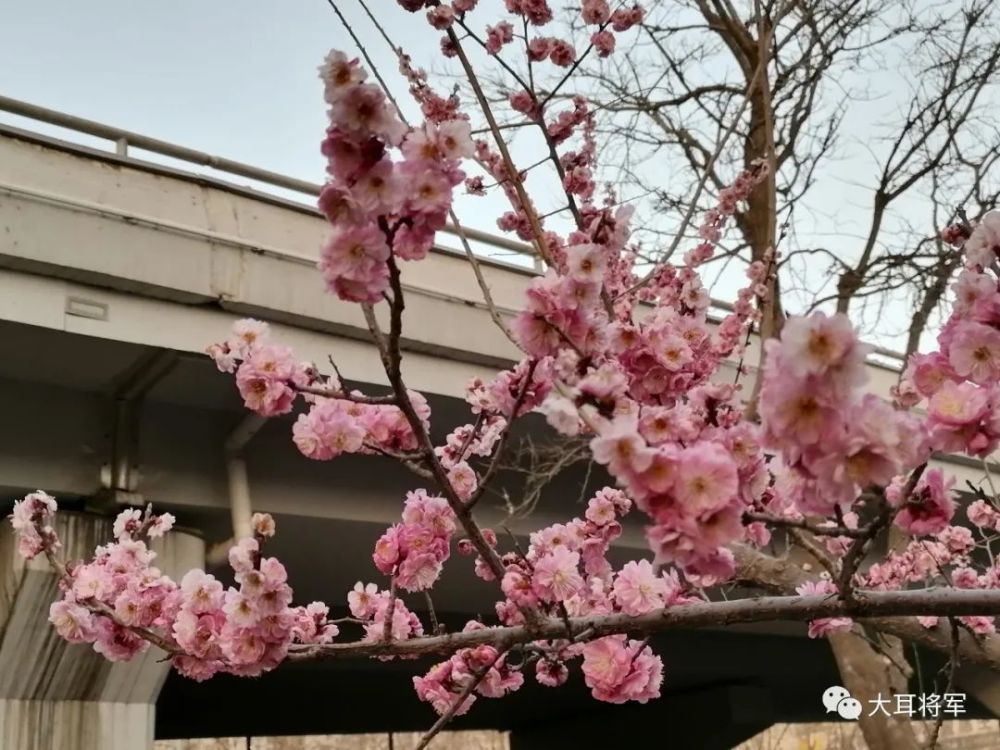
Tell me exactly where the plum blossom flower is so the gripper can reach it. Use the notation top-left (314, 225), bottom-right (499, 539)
top-left (235, 345), bottom-right (304, 417)
top-left (673, 443), bottom-right (738, 516)
top-left (613, 560), bottom-right (668, 615)
top-left (949, 321), bottom-right (1000, 385)
top-left (319, 51), bottom-right (366, 102)
top-left (964, 211), bottom-right (1000, 269)
top-left (581, 636), bottom-right (663, 704)
top-left (591, 418), bottom-right (653, 476)
top-left (348, 582), bottom-right (379, 618)
top-left (779, 313), bottom-right (868, 386)
top-left (893, 469), bottom-right (955, 536)
top-left (49, 600), bottom-right (97, 643)
top-left (532, 546), bottom-right (584, 602)
top-left (9, 490), bottom-right (59, 559)
top-left (536, 658), bottom-right (569, 687)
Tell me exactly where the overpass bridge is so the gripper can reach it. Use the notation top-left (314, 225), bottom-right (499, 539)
top-left (0, 98), bottom-right (996, 749)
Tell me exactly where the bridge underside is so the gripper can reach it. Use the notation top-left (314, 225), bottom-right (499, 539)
top-left (0, 316), bottom-right (993, 747)
top-left (155, 627), bottom-right (822, 747)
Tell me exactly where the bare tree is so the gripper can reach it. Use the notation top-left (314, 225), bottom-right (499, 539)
top-left (575, 0), bottom-right (1000, 349)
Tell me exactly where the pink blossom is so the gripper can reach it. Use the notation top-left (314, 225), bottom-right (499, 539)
top-left (319, 224), bottom-right (390, 304)
top-left (906, 352), bottom-right (957, 398)
top-left (961, 615), bottom-right (996, 635)
top-left (319, 51), bottom-right (366, 102)
top-left (426, 4), bottom-right (455, 29)
top-left (549, 40), bottom-right (576, 67)
top-left (581, 636), bottom-right (663, 704)
top-left (348, 582), bottom-right (380, 618)
top-left (591, 418), bottom-right (653, 476)
top-left (352, 159), bottom-right (402, 214)
top-left (949, 321), bottom-right (1000, 385)
top-left (532, 546), bottom-right (584, 602)
top-left (485, 22), bottom-right (515, 54)
top-left (673, 443), bottom-right (738, 516)
top-left (585, 493), bottom-right (618, 526)
top-left (235, 345), bottom-right (303, 417)
top-left (928, 380), bottom-right (989, 425)
top-left (893, 469), bottom-right (955, 536)
top-left (967, 499), bottom-right (1000, 529)
top-left (964, 211), bottom-right (1000, 269)
top-left (329, 82), bottom-right (406, 145)
top-left (613, 560), bottom-right (668, 615)
top-left (49, 600), bottom-right (96, 643)
top-left (779, 313), bottom-right (868, 386)
top-left (113, 509), bottom-right (143, 541)
top-left (581, 0), bottom-right (610, 24)
top-left (397, 552), bottom-right (443, 591)
top-left (93, 619), bottom-right (148, 662)
top-left (148, 513), bottom-right (175, 538)
top-left (536, 658), bottom-right (569, 687)
top-left (228, 537), bottom-right (259, 575)
top-left (591, 30), bottom-right (615, 56)
top-left (180, 570), bottom-right (224, 615)
top-left (447, 461), bottom-right (478, 500)
top-left (610, 5), bottom-right (644, 31)
top-left (506, 0), bottom-right (554, 26)
top-left (318, 184), bottom-right (362, 225)
top-left (565, 244), bottom-right (606, 282)
top-left (205, 343), bottom-right (237, 373)
top-left (293, 400), bottom-right (366, 459)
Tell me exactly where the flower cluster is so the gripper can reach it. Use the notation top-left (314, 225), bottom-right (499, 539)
top-left (208, 318), bottom-right (432, 461)
top-left (760, 313), bottom-right (927, 516)
top-left (348, 582), bottom-right (425, 643)
top-left (512, 243), bottom-right (611, 358)
top-left (9, 490), bottom-right (59, 560)
top-left (494, 489), bottom-right (627, 613)
top-left (581, 635), bottom-right (663, 704)
top-left (207, 320), bottom-right (312, 417)
top-left (413, 631), bottom-right (523, 715)
top-left (373, 490), bottom-right (457, 592)
top-left (897, 212), bottom-right (1000, 458)
top-left (11, 499), bottom-right (336, 680)
top-left (318, 51), bottom-right (470, 302)
top-left (293, 394), bottom-right (428, 460)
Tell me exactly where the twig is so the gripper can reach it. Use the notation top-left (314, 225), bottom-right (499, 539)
top-left (383, 576), bottom-right (398, 643)
top-left (445, 27), bottom-right (550, 264)
top-left (838, 463), bottom-right (927, 599)
top-left (424, 591), bottom-right (443, 635)
top-left (745, 512), bottom-right (867, 538)
top-left (466, 360), bottom-right (539, 510)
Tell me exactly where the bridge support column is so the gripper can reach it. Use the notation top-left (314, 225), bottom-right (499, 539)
top-left (0, 510), bottom-right (203, 750)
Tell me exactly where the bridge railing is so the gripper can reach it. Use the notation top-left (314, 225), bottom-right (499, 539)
top-left (0, 93), bottom-right (908, 369)
top-left (0, 94), bottom-right (540, 266)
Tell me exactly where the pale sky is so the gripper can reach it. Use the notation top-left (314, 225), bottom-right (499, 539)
top-left (1, 1), bottom-right (988, 351)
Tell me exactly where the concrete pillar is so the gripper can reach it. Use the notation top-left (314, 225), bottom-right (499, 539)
top-left (0, 510), bottom-right (204, 750)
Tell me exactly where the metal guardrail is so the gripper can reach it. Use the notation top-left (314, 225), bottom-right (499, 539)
top-left (0, 94), bottom-right (538, 261)
top-left (0, 93), bottom-right (908, 364)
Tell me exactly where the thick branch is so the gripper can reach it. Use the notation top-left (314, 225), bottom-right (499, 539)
top-left (291, 588), bottom-right (1000, 662)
